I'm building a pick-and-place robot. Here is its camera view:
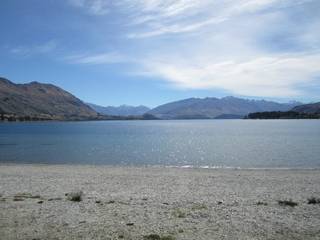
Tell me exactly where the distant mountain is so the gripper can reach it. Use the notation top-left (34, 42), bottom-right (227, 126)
top-left (148, 96), bottom-right (302, 119)
top-left (0, 77), bottom-right (98, 121)
top-left (88, 103), bottom-right (150, 116)
top-left (292, 102), bottom-right (320, 114)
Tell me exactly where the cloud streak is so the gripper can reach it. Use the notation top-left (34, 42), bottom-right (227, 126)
top-left (65, 52), bottom-right (129, 64)
top-left (124, 0), bottom-right (313, 38)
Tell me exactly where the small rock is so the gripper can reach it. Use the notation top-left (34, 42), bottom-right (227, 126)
top-left (37, 200), bottom-right (44, 204)
top-left (95, 200), bottom-right (101, 204)
top-left (126, 222), bottom-right (134, 226)
top-left (107, 200), bottom-right (115, 204)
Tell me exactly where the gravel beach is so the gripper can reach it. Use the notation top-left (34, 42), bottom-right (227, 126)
top-left (0, 165), bottom-right (320, 240)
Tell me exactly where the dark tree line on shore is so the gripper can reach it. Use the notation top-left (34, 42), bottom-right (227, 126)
top-left (246, 111), bottom-right (320, 119)
top-left (0, 113), bottom-right (159, 122)
top-left (0, 113), bottom-right (53, 122)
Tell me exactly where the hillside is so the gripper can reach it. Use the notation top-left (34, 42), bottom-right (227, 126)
top-left (148, 96), bottom-right (301, 119)
top-left (88, 103), bottom-right (150, 116)
top-left (292, 102), bottom-right (320, 114)
top-left (246, 102), bottom-right (320, 119)
top-left (0, 77), bottom-right (98, 121)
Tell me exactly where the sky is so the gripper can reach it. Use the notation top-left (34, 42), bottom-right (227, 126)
top-left (0, 0), bottom-right (320, 107)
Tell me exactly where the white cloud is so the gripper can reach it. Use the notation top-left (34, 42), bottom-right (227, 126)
top-left (140, 53), bottom-right (320, 97)
top-left (123, 0), bottom-right (320, 98)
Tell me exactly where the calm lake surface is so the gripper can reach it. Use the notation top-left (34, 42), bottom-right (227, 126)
top-left (0, 120), bottom-right (319, 168)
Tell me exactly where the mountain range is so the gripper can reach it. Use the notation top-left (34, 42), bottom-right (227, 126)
top-left (87, 103), bottom-right (150, 116)
top-left (148, 96), bottom-right (301, 119)
top-left (1, 77), bottom-right (319, 121)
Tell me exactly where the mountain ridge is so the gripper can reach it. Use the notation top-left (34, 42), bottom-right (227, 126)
top-left (0, 77), bottom-right (98, 121)
top-left (148, 96), bottom-right (302, 119)
top-left (87, 103), bottom-right (150, 116)
top-left (292, 102), bottom-right (320, 114)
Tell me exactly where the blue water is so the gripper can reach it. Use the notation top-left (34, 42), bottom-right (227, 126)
top-left (0, 120), bottom-right (319, 168)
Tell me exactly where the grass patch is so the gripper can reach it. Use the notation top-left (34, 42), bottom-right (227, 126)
top-left (13, 198), bottom-right (24, 201)
top-left (161, 236), bottom-right (176, 240)
top-left (191, 203), bottom-right (208, 210)
top-left (143, 234), bottom-right (176, 240)
top-left (307, 197), bottom-right (320, 205)
top-left (14, 193), bottom-right (40, 199)
top-left (172, 208), bottom-right (186, 218)
top-left (66, 191), bottom-right (83, 202)
top-left (48, 197), bottom-right (62, 201)
top-left (256, 201), bottom-right (268, 206)
top-left (278, 199), bottom-right (298, 207)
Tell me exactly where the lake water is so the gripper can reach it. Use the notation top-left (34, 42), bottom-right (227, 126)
top-left (0, 120), bottom-right (319, 168)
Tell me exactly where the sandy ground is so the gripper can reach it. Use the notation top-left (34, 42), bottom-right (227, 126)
top-left (0, 165), bottom-right (320, 240)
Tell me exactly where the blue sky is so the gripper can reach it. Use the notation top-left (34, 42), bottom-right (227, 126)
top-left (0, 0), bottom-right (319, 107)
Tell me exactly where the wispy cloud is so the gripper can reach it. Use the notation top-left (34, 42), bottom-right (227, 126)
top-left (65, 52), bottom-right (129, 64)
top-left (10, 40), bottom-right (58, 57)
top-left (68, 0), bottom-right (109, 15)
top-left (124, 0), bottom-right (312, 38)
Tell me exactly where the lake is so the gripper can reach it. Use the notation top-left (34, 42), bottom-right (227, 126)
top-left (0, 120), bottom-right (319, 168)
